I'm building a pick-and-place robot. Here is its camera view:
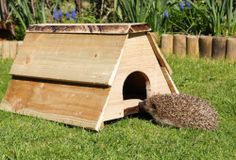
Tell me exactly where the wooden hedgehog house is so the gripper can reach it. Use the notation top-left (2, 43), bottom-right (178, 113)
top-left (0, 23), bottom-right (178, 131)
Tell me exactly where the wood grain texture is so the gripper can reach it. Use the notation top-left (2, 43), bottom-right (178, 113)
top-left (226, 38), bottom-right (236, 61)
top-left (174, 34), bottom-right (186, 57)
top-left (103, 34), bottom-right (172, 121)
top-left (9, 41), bottom-right (17, 59)
top-left (147, 32), bottom-right (172, 75)
top-left (199, 35), bottom-right (212, 58)
top-left (11, 33), bottom-right (127, 86)
top-left (187, 35), bottom-right (199, 58)
top-left (161, 34), bottom-right (173, 55)
top-left (1, 41), bottom-right (18, 59)
top-left (0, 78), bottom-right (110, 130)
top-left (27, 23), bottom-right (151, 34)
top-left (161, 67), bottom-right (179, 94)
top-left (2, 40), bottom-right (9, 59)
top-left (212, 36), bottom-right (226, 60)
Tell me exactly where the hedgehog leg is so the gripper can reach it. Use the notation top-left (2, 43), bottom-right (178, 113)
top-left (158, 118), bottom-right (182, 128)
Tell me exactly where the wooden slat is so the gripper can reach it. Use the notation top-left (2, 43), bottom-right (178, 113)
top-left (0, 78), bottom-right (110, 131)
top-left (2, 41), bottom-right (18, 59)
top-left (9, 41), bottom-right (17, 59)
top-left (161, 67), bottom-right (179, 94)
top-left (2, 40), bottom-right (10, 59)
top-left (11, 33), bottom-right (127, 86)
top-left (27, 23), bottom-right (151, 34)
top-left (147, 32), bottom-right (173, 75)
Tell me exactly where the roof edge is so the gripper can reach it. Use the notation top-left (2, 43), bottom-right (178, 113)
top-left (27, 23), bottom-right (151, 34)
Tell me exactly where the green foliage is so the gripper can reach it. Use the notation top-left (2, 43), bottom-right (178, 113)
top-left (6, 0), bottom-right (101, 38)
top-left (0, 59), bottom-right (12, 100)
top-left (7, 0), bottom-right (51, 40)
top-left (115, 0), bottom-right (152, 22)
top-left (115, 0), bottom-right (168, 32)
top-left (204, 0), bottom-right (236, 36)
top-left (166, 1), bottom-right (210, 35)
top-left (0, 57), bottom-right (236, 159)
top-left (115, 0), bottom-right (236, 35)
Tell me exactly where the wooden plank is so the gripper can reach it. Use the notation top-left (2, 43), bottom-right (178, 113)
top-left (123, 99), bottom-right (141, 116)
top-left (0, 78), bottom-right (110, 131)
top-left (11, 33), bottom-right (127, 86)
top-left (147, 32), bottom-right (173, 75)
top-left (161, 67), bottom-right (179, 94)
top-left (9, 41), bottom-right (17, 59)
top-left (2, 40), bottom-right (10, 59)
top-left (27, 23), bottom-right (151, 34)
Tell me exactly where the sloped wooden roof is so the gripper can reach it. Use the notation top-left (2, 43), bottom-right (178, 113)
top-left (27, 23), bottom-right (151, 34)
top-left (10, 23), bottom-right (172, 87)
top-left (11, 33), bottom-right (127, 86)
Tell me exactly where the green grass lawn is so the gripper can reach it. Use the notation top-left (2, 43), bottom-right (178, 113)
top-left (0, 56), bottom-right (236, 159)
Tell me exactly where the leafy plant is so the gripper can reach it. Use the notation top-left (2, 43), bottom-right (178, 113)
top-left (204, 0), bottom-right (227, 36)
top-left (166, 0), bottom-right (210, 35)
top-left (115, 0), bottom-right (152, 22)
top-left (225, 0), bottom-right (236, 35)
top-left (204, 0), bottom-right (236, 36)
top-left (115, 0), bottom-right (169, 32)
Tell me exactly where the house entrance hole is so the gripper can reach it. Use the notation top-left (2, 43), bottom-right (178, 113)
top-left (123, 71), bottom-right (150, 100)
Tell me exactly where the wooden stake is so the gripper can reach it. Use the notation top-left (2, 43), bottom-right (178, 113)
top-left (199, 35), bottom-right (212, 58)
top-left (226, 37), bottom-right (236, 61)
top-left (173, 34), bottom-right (186, 57)
top-left (161, 34), bottom-right (173, 56)
top-left (9, 41), bottom-right (17, 59)
top-left (2, 40), bottom-right (9, 59)
top-left (212, 36), bottom-right (226, 60)
top-left (187, 35), bottom-right (199, 58)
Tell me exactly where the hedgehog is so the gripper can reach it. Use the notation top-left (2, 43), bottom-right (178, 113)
top-left (139, 93), bottom-right (219, 131)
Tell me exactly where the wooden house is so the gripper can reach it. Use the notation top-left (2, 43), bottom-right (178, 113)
top-left (0, 23), bottom-right (178, 131)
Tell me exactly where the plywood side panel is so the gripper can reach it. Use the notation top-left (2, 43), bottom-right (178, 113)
top-left (11, 33), bottom-right (126, 86)
top-left (0, 78), bottom-right (110, 130)
top-left (103, 34), bottom-right (171, 121)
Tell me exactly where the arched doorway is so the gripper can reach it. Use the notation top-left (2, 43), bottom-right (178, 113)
top-left (123, 71), bottom-right (150, 100)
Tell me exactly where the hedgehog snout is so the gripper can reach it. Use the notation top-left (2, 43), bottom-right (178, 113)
top-left (138, 100), bottom-right (147, 111)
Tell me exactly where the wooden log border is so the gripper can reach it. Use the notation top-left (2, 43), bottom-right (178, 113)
top-left (0, 41), bottom-right (22, 59)
top-left (161, 34), bottom-right (236, 61)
